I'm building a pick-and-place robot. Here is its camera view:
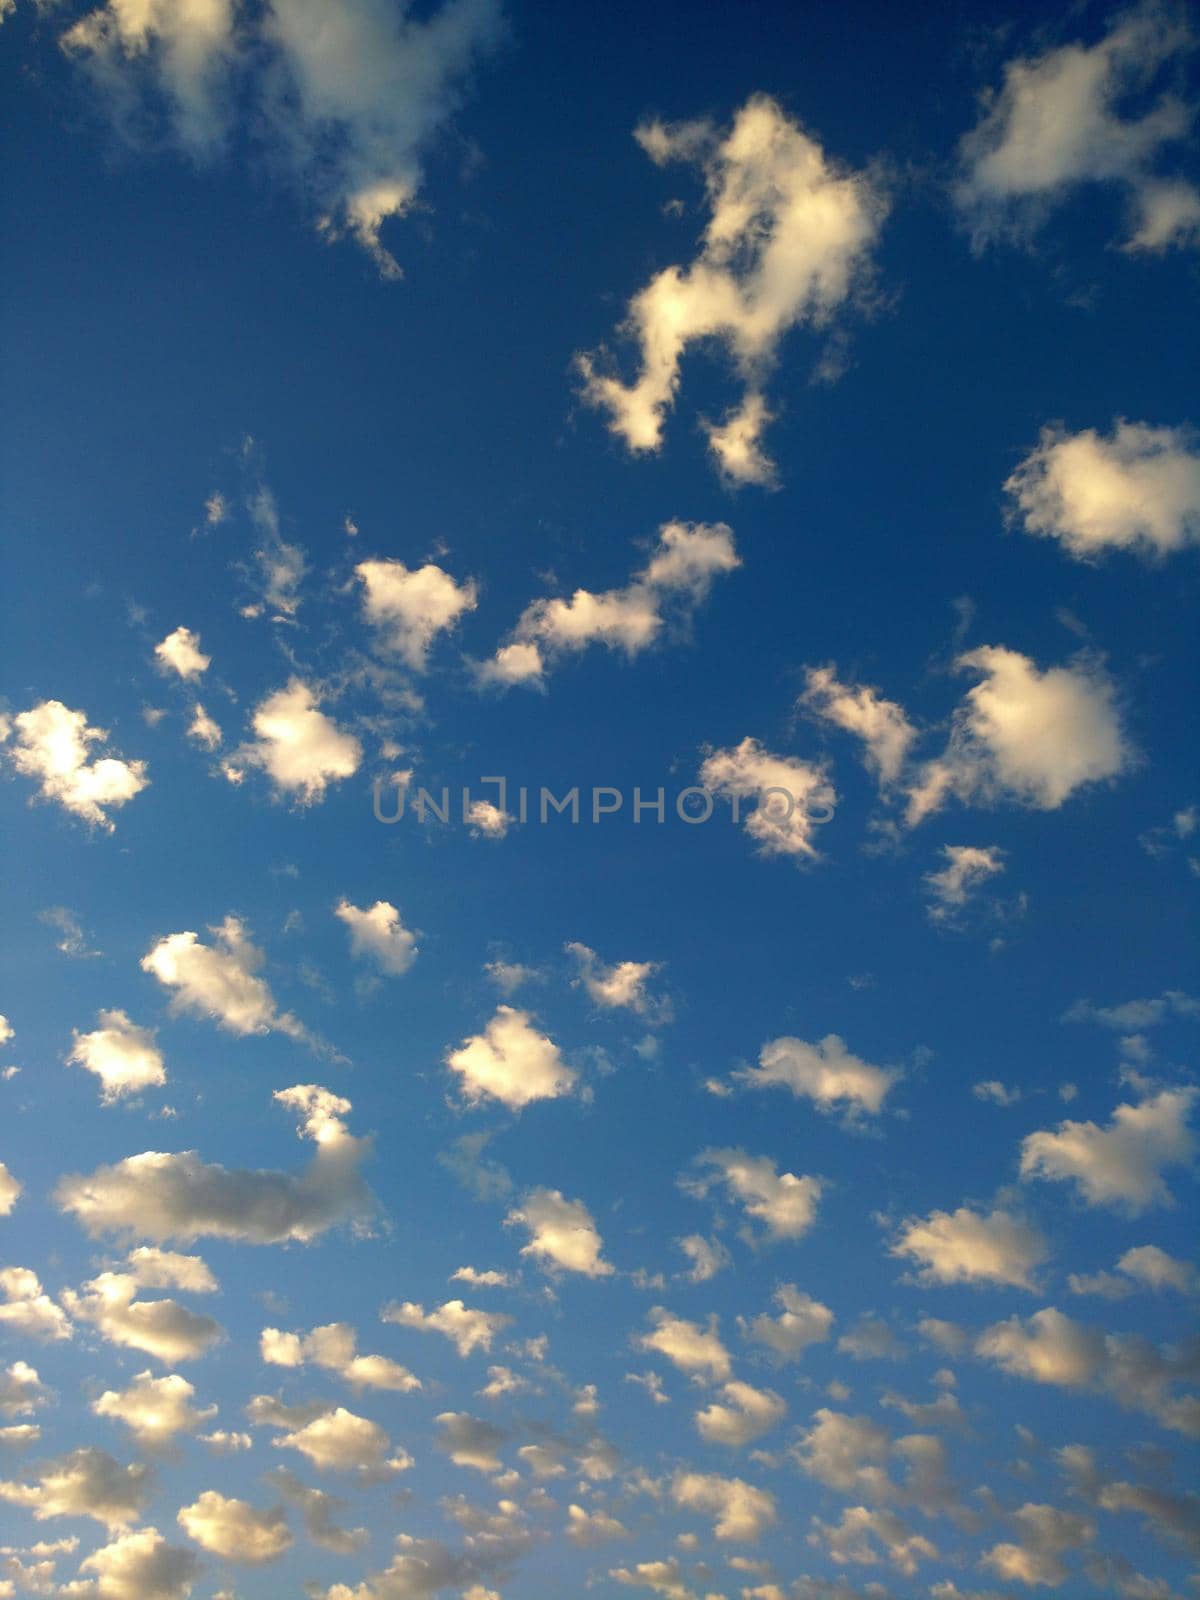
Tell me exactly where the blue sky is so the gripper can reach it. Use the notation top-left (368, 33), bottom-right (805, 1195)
top-left (1, 1), bottom-right (1199, 1597)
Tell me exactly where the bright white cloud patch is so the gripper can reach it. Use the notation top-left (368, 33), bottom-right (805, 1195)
top-left (923, 844), bottom-right (1006, 922)
top-left (154, 626), bottom-right (210, 680)
top-left (505, 1188), bottom-right (613, 1277)
top-left (891, 1205), bottom-right (1048, 1289)
top-left (688, 1147), bottom-right (822, 1241)
top-left (670, 1470), bottom-right (777, 1541)
top-left (141, 916), bottom-right (306, 1039)
top-left (336, 898), bottom-right (418, 976)
top-left (694, 1380), bottom-right (786, 1447)
top-left (63, 1264), bottom-right (223, 1363)
top-left (68, 1010), bottom-right (166, 1103)
top-left (4, 700), bottom-right (148, 830)
top-left (1020, 1087), bottom-right (1196, 1212)
top-left (177, 1489), bottom-right (292, 1563)
top-left (186, 703), bottom-right (222, 750)
top-left (93, 1370), bottom-right (217, 1445)
top-left (356, 559), bottom-right (478, 668)
top-left (578, 95), bottom-right (885, 482)
top-left (566, 942), bottom-right (669, 1020)
top-left (446, 1006), bottom-right (575, 1109)
top-left (735, 1032), bottom-right (898, 1118)
top-left (75, 1525), bottom-right (200, 1599)
top-left (381, 1299), bottom-right (511, 1358)
top-left (227, 680), bottom-right (362, 803)
top-left (638, 1307), bottom-right (732, 1382)
top-left (956, 5), bottom-right (1200, 251)
top-left (801, 665), bottom-right (918, 785)
top-left (738, 1283), bottom-right (835, 1361)
top-left (0, 1447), bottom-right (152, 1528)
top-left (1006, 419), bottom-right (1200, 560)
top-left (700, 737), bottom-right (835, 860)
top-left (477, 521), bottom-right (739, 688)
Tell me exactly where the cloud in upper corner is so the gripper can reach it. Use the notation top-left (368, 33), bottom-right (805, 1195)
top-left (577, 94), bottom-right (886, 484)
top-left (3, 700), bottom-right (148, 831)
top-left (223, 680), bottom-right (362, 804)
top-left (955, 4), bottom-right (1200, 252)
top-left (60, 0), bottom-right (504, 279)
top-left (1006, 420), bottom-right (1200, 561)
top-left (474, 521), bottom-right (739, 689)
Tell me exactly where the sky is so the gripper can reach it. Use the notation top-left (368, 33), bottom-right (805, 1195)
top-left (0, 1), bottom-right (1199, 1597)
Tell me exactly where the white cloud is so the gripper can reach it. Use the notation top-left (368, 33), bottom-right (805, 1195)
top-left (356, 559), bottom-right (478, 669)
top-left (1019, 1087), bottom-right (1196, 1211)
top-left (227, 680), bottom-right (362, 804)
top-left (694, 1380), bottom-right (786, 1447)
top-left (267, 1404), bottom-right (406, 1476)
top-left (791, 1407), bottom-right (891, 1496)
top-left (566, 942), bottom-right (669, 1020)
top-left (688, 1147), bottom-right (822, 1240)
top-left (906, 646), bottom-right (1130, 825)
top-left (738, 1284), bottom-right (835, 1361)
top-left (336, 898), bottom-right (418, 976)
top-left (735, 1032), bottom-right (898, 1118)
top-left (446, 1006), bottom-right (576, 1110)
top-left (565, 1503), bottom-right (628, 1546)
top-left (450, 1266), bottom-right (514, 1289)
top-left (55, 1084), bottom-right (374, 1244)
top-left (505, 1188), bottom-right (613, 1277)
top-left (434, 1410), bottom-right (506, 1473)
top-left (4, 700), bottom-right (148, 831)
top-left (476, 521), bottom-right (739, 688)
top-left (578, 95), bottom-right (885, 482)
top-left (382, 1300), bottom-right (511, 1358)
top-left (141, 916), bottom-right (305, 1039)
top-left (0, 1268), bottom-right (72, 1342)
top-left (68, 1010), bottom-right (166, 1102)
top-left (177, 1489), bottom-right (292, 1563)
top-left (154, 627), bottom-right (210, 681)
top-left (62, 0), bottom-right (503, 277)
top-left (956, 5), bottom-right (1200, 251)
top-left (700, 737), bottom-right (835, 860)
top-left (676, 1234), bottom-right (729, 1284)
top-left (93, 1371), bottom-right (217, 1445)
top-left (670, 1470), bottom-right (777, 1541)
top-left (981, 1502), bottom-right (1095, 1589)
top-left (1116, 1243), bottom-right (1197, 1294)
top-left (924, 845), bottom-right (1006, 922)
top-left (891, 1205), bottom-right (1048, 1289)
top-left (811, 1505), bottom-right (938, 1577)
top-left (0, 1447), bottom-right (152, 1528)
top-left (1063, 988), bottom-right (1200, 1029)
top-left (466, 799), bottom-right (510, 838)
top-left (75, 1525), bottom-right (200, 1599)
top-left (63, 1267), bottom-right (223, 1363)
top-left (637, 1307), bottom-right (731, 1383)
top-left (801, 665), bottom-right (917, 786)
top-left (261, 1321), bottom-right (421, 1391)
top-left (186, 704), bottom-right (222, 751)
top-left (0, 1163), bottom-right (21, 1217)
top-left (0, 1360), bottom-right (47, 1419)
top-left (1006, 420), bottom-right (1200, 560)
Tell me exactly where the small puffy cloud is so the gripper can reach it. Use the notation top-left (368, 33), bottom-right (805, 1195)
top-left (567, 942), bottom-right (670, 1021)
top-left (446, 1006), bottom-right (576, 1110)
top-left (186, 704), bottom-right (222, 751)
top-left (154, 627), bottom-right (210, 681)
top-left (0, 1163), bottom-right (21, 1216)
top-left (1117, 1243), bottom-right (1197, 1294)
top-left (335, 898), bottom-right (418, 976)
top-left (68, 1010), bottom-right (166, 1103)
top-left (637, 1308), bottom-right (731, 1383)
top-left (268, 1404), bottom-right (404, 1476)
top-left (610, 1558), bottom-right (695, 1597)
top-left (1006, 420), bottom-right (1200, 560)
top-left (0, 1268), bottom-right (72, 1342)
top-left (505, 1188), bottom-right (613, 1277)
top-left (267, 1466), bottom-right (367, 1555)
top-left (356, 559), bottom-right (478, 669)
top-left (261, 1321), bottom-right (421, 1391)
top-left (906, 647), bottom-right (1130, 825)
top-left (55, 1084), bottom-right (374, 1244)
top-left (801, 665), bottom-right (917, 786)
top-left (700, 738), bottom-right (834, 860)
top-left (1019, 1087), bottom-right (1195, 1211)
top-left (1064, 988), bottom-right (1200, 1029)
top-left (739, 1284), bottom-right (835, 1361)
top-left (955, 5), bottom-right (1200, 252)
top-left (93, 1371), bottom-right (217, 1446)
top-left (75, 1525), bottom-right (200, 1599)
top-left (577, 95), bottom-right (884, 483)
top-left (811, 1505), bottom-right (938, 1577)
top-left (565, 1503), bottom-right (628, 1546)
top-left (791, 1407), bottom-right (892, 1496)
top-left (924, 845), bottom-right (1006, 923)
top-left (450, 1266), bottom-right (514, 1289)
top-left (695, 1380), bottom-right (786, 1447)
top-left (227, 680), bottom-right (362, 803)
top-left (676, 1234), bottom-right (730, 1284)
top-left (0, 1015), bottom-right (12, 1044)
top-left (735, 1033), bottom-right (898, 1119)
top-left (0, 1447), bottom-right (152, 1528)
top-left (981, 1502), bottom-right (1095, 1587)
top-left (0, 1360), bottom-right (47, 1417)
top-left (434, 1410), bottom-right (506, 1473)
top-left (63, 1269), bottom-right (222, 1364)
top-left (382, 1300), bottom-right (511, 1358)
top-left (688, 1147), bottom-right (822, 1241)
top-left (477, 521), bottom-right (739, 688)
top-left (670, 1470), bottom-right (777, 1541)
top-left (4, 700), bottom-right (147, 830)
top-left (177, 1490), bottom-right (291, 1563)
top-left (891, 1206), bottom-right (1048, 1289)
top-left (466, 799), bottom-right (510, 838)
top-left (141, 916), bottom-right (305, 1040)
top-left (837, 1313), bottom-right (904, 1362)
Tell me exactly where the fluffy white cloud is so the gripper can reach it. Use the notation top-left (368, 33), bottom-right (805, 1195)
top-left (336, 898), bottom-right (418, 976)
top-left (688, 1147), bottom-right (822, 1240)
top-left (154, 627), bottom-right (210, 680)
top-left (477, 522), bottom-right (739, 688)
top-left (670, 1470), bottom-right (776, 1541)
top-left (565, 1503), bottom-right (628, 1546)
top-left (676, 1233), bottom-right (729, 1284)
top-left (177, 1489), bottom-right (292, 1563)
top-left (63, 1265), bottom-right (223, 1363)
top-left (906, 647), bottom-right (1129, 825)
top-left (566, 942), bottom-right (669, 1020)
top-left (4, 700), bottom-right (147, 830)
top-left (226, 680), bottom-right (362, 803)
top-left (1117, 1243), bottom-right (1197, 1294)
top-left (694, 1380), bottom-right (786, 1447)
top-left (891, 1205), bottom-right (1048, 1289)
top-left (981, 1502), bottom-right (1095, 1588)
top-left (0, 1162), bottom-right (21, 1216)
top-left (0, 1268), bottom-right (72, 1342)
top-left (1006, 420), bottom-right (1200, 560)
top-left (356, 559), bottom-right (478, 668)
top-left (578, 95), bottom-right (884, 482)
top-left (0, 1447), bottom-right (152, 1528)
top-left (791, 1407), bottom-right (892, 1496)
top-left (801, 665), bottom-right (917, 785)
top-left (446, 1006), bottom-right (575, 1109)
top-left (738, 1284), bottom-right (835, 1361)
top-left (55, 1084), bottom-right (374, 1244)
top-left (700, 738), bottom-right (835, 860)
top-left (268, 1404), bottom-right (405, 1476)
top-left (1020, 1087), bottom-right (1196, 1211)
top-left (267, 1466), bottom-right (368, 1555)
top-left (75, 1525), bottom-right (200, 1599)
top-left (637, 1307), bottom-right (731, 1383)
top-left (62, 0), bottom-right (503, 277)
top-left (186, 704), bottom-right (222, 751)
top-left (93, 1371), bottom-right (217, 1445)
top-left (735, 1033), bottom-right (898, 1118)
top-left (68, 1010), bottom-right (166, 1102)
top-left (924, 845), bottom-right (1006, 922)
top-left (141, 916), bottom-right (305, 1039)
top-left (811, 1505), bottom-right (938, 1577)
top-left (382, 1300), bottom-right (511, 1358)
top-left (505, 1188), bottom-right (613, 1277)
top-left (261, 1320), bottom-right (421, 1391)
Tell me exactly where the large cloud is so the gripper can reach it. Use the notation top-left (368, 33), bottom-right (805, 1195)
top-left (63, 1258), bottom-right (224, 1363)
top-left (670, 1470), bottom-right (776, 1541)
top-left (93, 1371), bottom-right (217, 1446)
top-left (577, 95), bottom-right (885, 483)
top-left (3, 700), bottom-right (147, 831)
top-left (74, 1525), bottom-right (200, 1599)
